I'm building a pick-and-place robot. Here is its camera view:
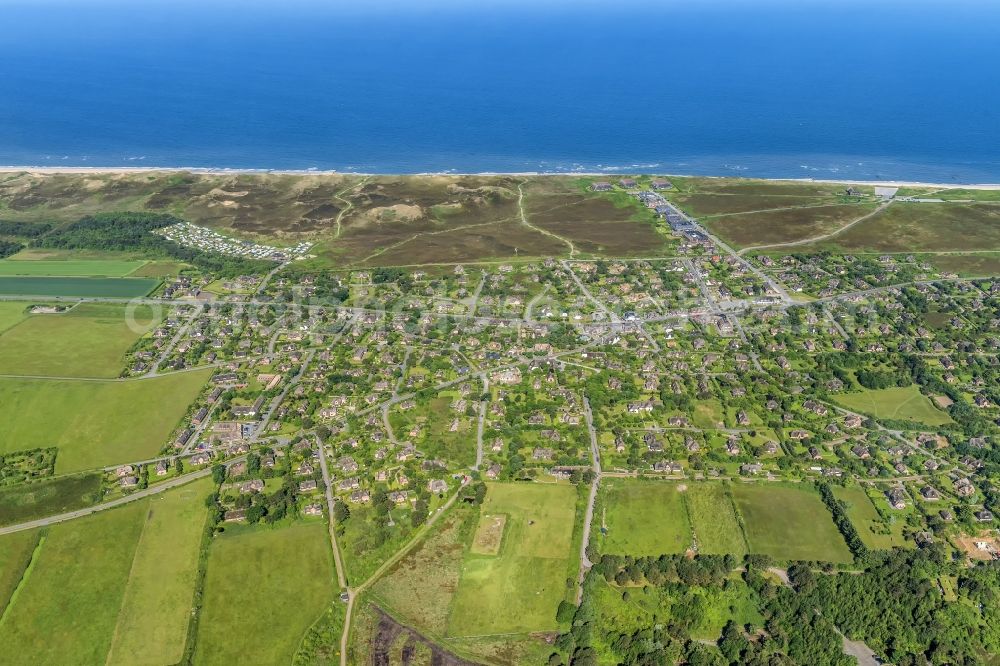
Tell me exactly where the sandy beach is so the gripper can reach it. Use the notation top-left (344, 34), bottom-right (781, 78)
top-left (1, 165), bottom-right (999, 190)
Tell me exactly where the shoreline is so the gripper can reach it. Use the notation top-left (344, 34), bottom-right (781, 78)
top-left (1, 165), bottom-right (1000, 190)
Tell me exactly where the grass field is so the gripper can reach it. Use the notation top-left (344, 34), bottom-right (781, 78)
top-left (0, 302), bottom-right (161, 378)
top-left (732, 484), bottom-right (852, 563)
top-left (106, 478), bottom-right (213, 666)
top-left (127, 260), bottom-right (188, 277)
top-left (0, 529), bottom-right (41, 613)
top-left (194, 521), bottom-right (336, 665)
top-left (0, 301), bottom-right (29, 335)
top-left (685, 483), bottom-right (748, 555)
top-left (832, 485), bottom-right (910, 550)
top-left (833, 385), bottom-right (953, 426)
top-left (448, 482), bottom-right (577, 636)
top-left (0, 369), bottom-right (211, 473)
top-left (0, 474), bottom-right (102, 526)
top-left (0, 276), bottom-right (158, 297)
top-left (0, 501), bottom-right (148, 665)
top-left (600, 479), bottom-right (691, 555)
top-left (0, 259), bottom-right (147, 277)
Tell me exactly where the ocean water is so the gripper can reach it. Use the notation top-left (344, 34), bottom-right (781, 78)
top-left (1, 0), bottom-right (999, 182)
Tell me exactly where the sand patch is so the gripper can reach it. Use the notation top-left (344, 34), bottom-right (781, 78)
top-left (471, 513), bottom-right (507, 556)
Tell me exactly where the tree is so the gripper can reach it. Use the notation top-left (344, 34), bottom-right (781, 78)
top-left (333, 500), bottom-right (350, 523)
top-left (246, 504), bottom-right (266, 524)
top-left (211, 464), bottom-right (227, 485)
top-left (557, 600), bottom-right (577, 624)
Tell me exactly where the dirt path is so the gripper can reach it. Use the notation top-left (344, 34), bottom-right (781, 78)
top-left (737, 201), bottom-right (892, 255)
top-left (333, 177), bottom-right (371, 239)
top-left (516, 181), bottom-right (577, 257)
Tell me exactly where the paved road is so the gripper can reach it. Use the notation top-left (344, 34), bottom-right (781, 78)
top-left (576, 397), bottom-right (602, 603)
top-left (317, 438), bottom-right (348, 590)
top-left (474, 377), bottom-right (489, 470)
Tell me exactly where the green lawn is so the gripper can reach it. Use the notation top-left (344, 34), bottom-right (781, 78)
top-left (448, 482), bottom-right (577, 636)
top-left (691, 399), bottom-right (725, 428)
top-left (106, 478), bottom-right (214, 666)
top-left (685, 483), bottom-right (748, 555)
top-left (0, 259), bottom-right (147, 277)
top-left (600, 479), bottom-right (691, 555)
top-left (832, 485), bottom-right (911, 550)
top-left (0, 474), bottom-right (102, 526)
top-left (733, 484), bottom-right (853, 563)
top-left (833, 385), bottom-right (953, 426)
top-left (0, 276), bottom-right (158, 298)
top-left (194, 521), bottom-right (337, 665)
top-left (0, 369), bottom-right (211, 473)
top-left (0, 501), bottom-right (148, 665)
top-left (0, 302), bottom-right (162, 378)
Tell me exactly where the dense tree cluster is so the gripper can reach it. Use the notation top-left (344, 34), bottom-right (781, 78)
top-left (33, 212), bottom-right (275, 277)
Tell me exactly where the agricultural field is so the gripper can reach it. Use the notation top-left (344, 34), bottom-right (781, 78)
top-left (0, 302), bottom-right (162, 378)
top-left (833, 385), bottom-right (953, 426)
top-left (105, 478), bottom-right (213, 666)
top-left (0, 473), bottom-right (102, 526)
top-left (0, 369), bottom-right (211, 473)
top-left (0, 501), bottom-right (148, 665)
top-left (0, 529), bottom-right (41, 610)
top-left (832, 485), bottom-right (911, 550)
top-left (447, 482), bottom-right (577, 636)
top-left (0, 301), bottom-right (29, 334)
top-left (599, 478), bottom-right (691, 556)
top-left (732, 484), bottom-right (853, 563)
top-left (684, 482), bottom-right (748, 556)
top-left (0, 259), bottom-right (147, 277)
top-left (194, 521), bottom-right (337, 665)
top-left (0, 276), bottom-right (158, 298)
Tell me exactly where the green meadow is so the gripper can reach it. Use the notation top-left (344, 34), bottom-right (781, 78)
top-left (685, 482), bottom-right (748, 556)
top-left (0, 502), bottom-right (149, 665)
top-left (448, 482), bottom-right (577, 636)
top-left (733, 484), bottom-right (853, 563)
top-left (600, 478), bottom-right (691, 555)
top-left (832, 485), bottom-right (911, 550)
top-left (0, 369), bottom-right (211, 473)
top-left (194, 521), bottom-right (337, 665)
top-left (0, 529), bottom-right (41, 612)
top-left (0, 302), bottom-right (29, 335)
top-left (0, 474), bottom-right (102, 526)
top-left (0, 302), bottom-right (162, 378)
top-left (106, 478), bottom-right (213, 666)
top-left (0, 259), bottom-right (147, 277)
top-left (0, 276), bottom-right (158, 298)
top-left (833, 385), bottom-right (953, 427)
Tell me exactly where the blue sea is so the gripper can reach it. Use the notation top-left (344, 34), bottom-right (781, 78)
top-left (1, 0), bottom-right (999, 182)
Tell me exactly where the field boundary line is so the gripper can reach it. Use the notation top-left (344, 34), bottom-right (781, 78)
top-left (0, 532), bottom-right (45, 629)
top-left (104, 500), bottom-right (155, 665)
